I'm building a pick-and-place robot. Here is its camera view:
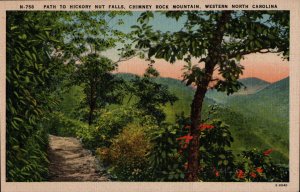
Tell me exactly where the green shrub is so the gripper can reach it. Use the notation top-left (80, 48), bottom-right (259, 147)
top-left (6, 12), bottom-right (62, 181)
top-left (148, 123), bottom-right (185, 181)
top-left (45, 112), bottom-right (88, 137)
top-left (234, 149), bottom-right (289, 182)
top-left (197, 120), bottom-right (235, 181)
top-left (76, 107), bottom-right (136, 150)
top-left (147, 114), bottom-right (289, 182)
top-left (75, 124), bottom-right (98, 150)
top-left (101, 123), bottom-right (153, 181)
top-left (6, 125), bottom-right (49, 181)
top-left (77, 107), bottom-right (157, 150)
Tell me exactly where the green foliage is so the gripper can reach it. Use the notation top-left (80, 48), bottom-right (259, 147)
top-left (197, 122), bottom-right (288, 182)
top-left (6, 11), bottom-right (63, 181)
top-left (71, 54), bottom-right (123, 125)
top-left (6, 11), bottom-right (134, 180)
top-left (235, 149), bottom-right (288, 182)
top-left (198, 120), bottom-right (235, 181)
top-left (100, 124), bottom-right (153, 181)
top-left (145, 111), bottom-right (288, 182)
top-left (215, 59), bottom-right (245, 95)
top-left (133, 10), bottom-right (289, 94)
top-left (56, 12), bottom-right (131, 62)
top-left (6, 126), bottom-right (49, 181)
top-left (148, 123), bottom-right (185, 181)
top-left (53, 85), bottom-right (85, 119)
top-left (44, 112), bottom-right (88, 137)
top-left (116, 73), bottom-right (202, 123)
top-left (126, 75), bottom-right (178, 123)
top-left (63, 11), bottom-right (132, 125)
top-left (76, 107), bottom-right (157, 150)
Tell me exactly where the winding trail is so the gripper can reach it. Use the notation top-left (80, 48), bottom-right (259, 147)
top-left (48, 135), bottom-right (109, 181)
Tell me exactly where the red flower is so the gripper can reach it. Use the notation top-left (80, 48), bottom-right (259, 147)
top-left (256, 167), bottom-right (263, 173)
top-left (198, 124), bottom-right (214, 131)
top-left (215, 171), bottom-right (220, 177)
top-left (176, 134), bottom-right (193, 143)
top-left (263, 149), bottom-right (273, 156)
top-left (236, 169), bottom-right (245, 179)
top-left (250, 172), bottom-right (257, 178)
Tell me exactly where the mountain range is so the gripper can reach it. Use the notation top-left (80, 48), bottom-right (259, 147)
top-left (206, 77), bottom-right (271, 103)
top-left (209, 77), bottom-right (289, 164)
top-left (117, 73), bottom-right (289, 164)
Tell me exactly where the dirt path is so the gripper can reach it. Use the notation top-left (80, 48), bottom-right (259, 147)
top-left (48, 135), bottom-right (110, 181)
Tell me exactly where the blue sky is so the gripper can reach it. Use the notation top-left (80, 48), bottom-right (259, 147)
top-left (103, 12), bottom-right (186, 60)
top-left (103, 11), bottom-right (288, 82)
top-left (115, 12), bottom-right (185, 33)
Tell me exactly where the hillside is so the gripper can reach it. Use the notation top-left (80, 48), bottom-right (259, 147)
top-left (239, 77), bottom-right (271, 94)
top-left (136, 74), bottom-right (289, 164)
top-left (223, 77), bottom-right (289, 163)
top-left (227, 77), bottom-right (289, 136)
top-left (206, 77), bottom-right (270, 103)
top-left (116, 73), bottom-right (213, 122)
top-left (68, 73), bottom-right (289, 164)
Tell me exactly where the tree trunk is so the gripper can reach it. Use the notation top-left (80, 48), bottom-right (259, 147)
top-left (88, 106), bottom-right (94, 126)
top-left (185, 11), bottom-right (232, 181)
top-left (185, 85), bottom-right (208, 181)
top-left (88, 83), bottom-right (96, 126)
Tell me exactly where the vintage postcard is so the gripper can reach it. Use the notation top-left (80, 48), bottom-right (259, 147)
top-left (0, 0), bottom-right (299, 192)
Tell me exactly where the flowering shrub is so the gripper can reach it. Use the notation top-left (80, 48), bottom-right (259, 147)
top-left (263, 149), bottom-right (273, 156)
top-left (147, 112), bottom-right (288, 182)
top-left (234, 148), bottom-right (288, 182)
top-left (99, 123), bottom-right (153, 181)
top-left (91, 105), bottom-right (288, 182)
top-left (147, 117), bottom-right (234, 181)
top-left (148, 123), bottom-right (185, 181)
top-left (197, 120), bottom-right (235, 181)
top-left (177, 134), bottom-right (193, 150)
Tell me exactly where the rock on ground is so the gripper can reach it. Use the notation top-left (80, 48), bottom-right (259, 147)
top-left (48, 135), bottom-right (109, 181)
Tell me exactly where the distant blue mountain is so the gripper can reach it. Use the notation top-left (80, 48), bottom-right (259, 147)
top-left (206, 77), bottom-right (271, 103)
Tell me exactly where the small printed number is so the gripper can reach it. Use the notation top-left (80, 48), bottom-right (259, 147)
top-left (275, 184), bottom-right (288, 187)
top-left (20, 5), bottom-right (34, 9)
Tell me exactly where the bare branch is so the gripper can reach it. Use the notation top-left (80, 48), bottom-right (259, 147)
top-left (112, 54), bottom-right (137, 66)
top-left (228, 48), bottom-right (282, 59)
